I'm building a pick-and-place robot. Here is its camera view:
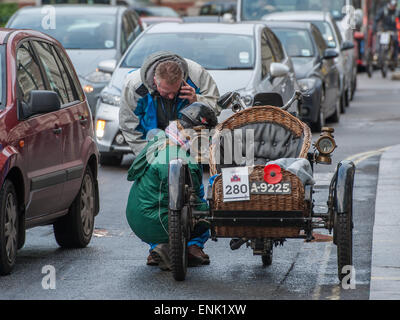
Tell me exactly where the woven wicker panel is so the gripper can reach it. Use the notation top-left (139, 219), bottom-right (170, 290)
top-left (214, 226), bottom-right (301, 238)
top-left (211, 166), bottom-right (305, 212)
top-left (209, 106), bottom-right (311, 176)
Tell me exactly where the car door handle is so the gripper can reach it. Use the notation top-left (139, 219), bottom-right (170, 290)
top-left (53, 127), bottom-right (62, 134)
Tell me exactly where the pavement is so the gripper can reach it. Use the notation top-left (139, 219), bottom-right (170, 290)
top-left (370, 144), bottom-right (400, 299)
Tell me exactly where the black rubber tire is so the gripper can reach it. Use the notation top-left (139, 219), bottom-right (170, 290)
top-left (311, 104), bottom-right (324, 133)
top-left (367, 62), bottom-right (373, 78)
top-left (54, 167), bottom-right (96, 248)
top-left (336, 213), bottom-right (353, 282)
top-left (169, 209), bottom-right (188, 281)
top-left (351, 76), bottom-right (357, 101)
top-left (262, 249), bottom-right (273, 267)
top-left (328, 100), bottom-right (340, 123)
top-left (381, 62), bottom-right (388, 78)
top-left (340, 92), bottom-right (346, 114)
top-left (0, 180), bottom-right (19, 276)
top-left (345, 88), bottom-right (350, 107)
top-left (99, 154), bottom-right (122, 166)
top-left (380, 48), bottom-right (388, 78)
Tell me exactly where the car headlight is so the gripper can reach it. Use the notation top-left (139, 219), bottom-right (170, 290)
top-left (85, 70), bottom-right (112, 83)
top-left (298, 78), bottom-right (316, 92)
top-left (96, 119), bottom-right (106, 139)
top-left (100, 92), bottom-right (121, 106)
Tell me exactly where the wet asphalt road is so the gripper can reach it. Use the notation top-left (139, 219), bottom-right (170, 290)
top-left (1, 72), bottom-right (400, 300)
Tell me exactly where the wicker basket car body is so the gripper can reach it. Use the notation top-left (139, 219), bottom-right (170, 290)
top-left (208, 106), bottom-right (312, 239)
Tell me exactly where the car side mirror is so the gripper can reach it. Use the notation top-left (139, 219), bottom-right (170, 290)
top-left (341, 41), bottom-right (355, 51)
top-left (98, 59), bottom-right (117, 74)
top-left (21, 90), bottom-right (61, 119)
top-left (323, 49), bottom-right (339, 60)
top-left (270, 62), bottom-right (290, 79)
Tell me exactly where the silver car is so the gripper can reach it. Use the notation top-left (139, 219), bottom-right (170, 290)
top-left (7, 5), bottom-right (143, 116)
top-left (95, 22), bottom-right (299, 165)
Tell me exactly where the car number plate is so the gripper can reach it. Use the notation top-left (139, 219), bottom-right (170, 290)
top-left (222, 167), bottom-right (250, 202)
top-left (250, 182), bottom-right (292, 195)
top-left (380, 32), bottom-right (390, 45)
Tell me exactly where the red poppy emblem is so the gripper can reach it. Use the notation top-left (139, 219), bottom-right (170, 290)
top-left (264, 164), bottom-right (282, 184)
top-left (231, 175), bottom-right (241, 182)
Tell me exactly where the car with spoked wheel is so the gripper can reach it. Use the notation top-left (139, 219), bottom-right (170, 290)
top-left (0, 28), bottom-right (100, 275)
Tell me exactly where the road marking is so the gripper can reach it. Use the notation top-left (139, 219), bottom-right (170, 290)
top-left (345, 146), bottom-right (393, 165)
top-left (371, 277), bottom-right (400, 281)
top-left (326, 285), bottom-right (341, 300)
top-left (312, 242), bottom-right (333, 300)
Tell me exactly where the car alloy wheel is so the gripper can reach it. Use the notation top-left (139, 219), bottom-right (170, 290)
top-left (5, 193), bottom-right (17, 262)
top-left (80, 173), bottom-right (95, 238)
top-left (53, 167), bottom-right (96, 248)
top-left (0, 180), bottom-right (19, 275)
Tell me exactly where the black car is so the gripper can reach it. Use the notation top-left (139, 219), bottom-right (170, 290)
top-left (267, 21), bottom-right (341, 132)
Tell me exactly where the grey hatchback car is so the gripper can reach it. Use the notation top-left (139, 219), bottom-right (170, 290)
top-left (7, 5), bottom-right (143, 117)
top-left (95, 22), bottom-right (299, 165)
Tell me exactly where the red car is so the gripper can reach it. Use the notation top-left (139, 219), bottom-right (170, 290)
top-left (0, 28), bottom-right (100, 275)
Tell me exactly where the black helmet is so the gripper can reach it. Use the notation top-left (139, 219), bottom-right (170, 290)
top-left (179, 102), bottom-right (218, 129)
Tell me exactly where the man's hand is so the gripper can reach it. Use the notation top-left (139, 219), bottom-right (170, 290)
top-left (179, 80), bottom-right (197, 104)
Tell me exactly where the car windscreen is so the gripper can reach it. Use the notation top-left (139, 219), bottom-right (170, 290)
top-left (311, 21), bottom-right (337, 48)
top-left (241, 0), bottom-right (350, 21)
top-left (121, 32), bottom-right (255, 70)
top-left (0, 45), bottom-right (5, 109)
top-left (272, 29), bottom-right (315, 57)
top-left (8, 12), bottom-right (117, 50)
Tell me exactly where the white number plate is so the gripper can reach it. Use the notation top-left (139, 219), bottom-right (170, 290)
top-left (222, 167), bottom-right (250, 202)
top-left (250, 182), bottom-right (292, 195)
top-left (380, 32), bottom-right (390, 45)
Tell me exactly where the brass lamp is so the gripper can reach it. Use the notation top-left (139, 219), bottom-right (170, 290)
top-left (314, 127), bottom-right (337, 164)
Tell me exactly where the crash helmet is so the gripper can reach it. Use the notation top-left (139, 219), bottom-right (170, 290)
top-left (179, 102), bottom-right (218, 129)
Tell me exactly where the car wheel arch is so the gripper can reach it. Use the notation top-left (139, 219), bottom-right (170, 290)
top-left (86, 154), bottom-right (100, 217)
top-left (4, 167), bottom-right (25, 215)
top-left (3, 167), bottom-right (26, 250)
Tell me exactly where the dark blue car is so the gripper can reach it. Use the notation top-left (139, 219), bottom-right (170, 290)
top-left (267, 21), bottom-right (341, 132)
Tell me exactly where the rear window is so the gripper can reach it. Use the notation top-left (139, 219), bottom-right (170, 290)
top-left (310, 21), bottom-right (337, 48)
top-left (0, 45), bottom-right (5, 109)
top-left (122, 32), bottom-right (255, 70)
top-left (9, 11), bottom-right (117, 50)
